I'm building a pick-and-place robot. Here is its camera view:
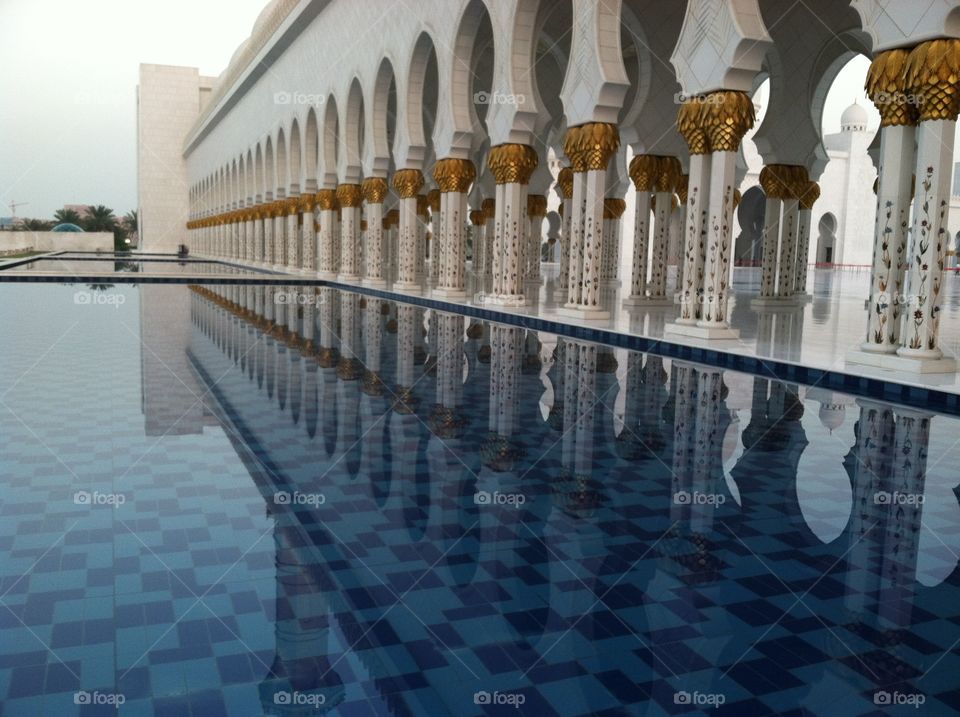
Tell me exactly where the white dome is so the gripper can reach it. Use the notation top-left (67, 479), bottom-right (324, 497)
top-left (818, 403), bottom-right (846, 433)
top-left (840, 101), bottom-right (868, 130)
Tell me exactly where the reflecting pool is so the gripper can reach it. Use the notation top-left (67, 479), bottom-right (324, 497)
top-left (0, 282), bottom-right (959, 716)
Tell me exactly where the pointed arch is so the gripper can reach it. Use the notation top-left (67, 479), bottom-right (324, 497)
top-left (341, 77), bottom-right (365, 184)
top-left (304, 107), bottom-right (319, 192)
top-left (289, 117), bottom-right (302, 195)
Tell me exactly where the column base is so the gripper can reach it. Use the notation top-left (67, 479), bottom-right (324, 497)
top-left (558, 305), bottom-right (610, 321)
top-left (432, 287), bottom-right (468, 299)
top-left (750, 296), bottom-right (803, 310)
top-left (338, 273), bottom-right (361, 283)
top-left (317, 270), bottom-right (337, 280)
top-left (393, 281), bottom-right (422, 295)
top-left (622, 295), bottom-right (674, 307)
top-left (847, 348), bottom-right (956, 374)
top-left (363, 277), bottom-right (387, 288)
top-left (665, 322), bottom-right (740, 340)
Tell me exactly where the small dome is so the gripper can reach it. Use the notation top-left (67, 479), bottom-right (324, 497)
top-left (51, 223), bottom-right (84, 232)
top-left (841, 100), bottom-right (868, 130)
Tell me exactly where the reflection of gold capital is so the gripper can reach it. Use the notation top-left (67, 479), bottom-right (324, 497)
top-left (629, 154), bottom-right (658, 192)
top-left (315, 189), bottom-right (338, 210)
top-left (867, 49), bottom-right (918, 127)
top-left (392, 168), bottom-right (424, 198)
top-left (361, 177), bottom-right (389, 204)
top-left (432, 158), bottom-right (476, 193)
top-left (905, 39), bottom-right (960, 122)
top-left (557, 167), bottom-right (574, 198)
top-left (487, 144), bottom-right (539, 184)
top-left (702, 91), bottom-right (754, 152)
top-left (336, 183), bottom-right (362, 208)
top-left (564, 123), bottom-right (619, 172)
top-left (527, 194), bottom-right (547, 218)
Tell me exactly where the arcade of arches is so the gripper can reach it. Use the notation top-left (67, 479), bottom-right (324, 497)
top-left (161, 0), bottom-right (960, 376)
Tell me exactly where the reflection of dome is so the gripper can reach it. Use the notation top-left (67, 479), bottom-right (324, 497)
top-left (51, 223), bottom-right (84, 232)
top-left (840, 100), bottom-right (868, 131)
top-left (818, 403), bottom-right (846, 433)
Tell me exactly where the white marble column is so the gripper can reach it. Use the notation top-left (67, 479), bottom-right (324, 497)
top-left (432, 158), bottom-right (475, 298)
top-left (392, 169), bottom-right (424, 293)
top-left (674, 150), bottom-right (711, 326)
top-left (482, 198), bottom-right (495, 281)
top-left (794, 182), bottom-right (819, 296)
top-left (758, 166), bottom-right (786, 299)
top-left (556, 168), bottom-right (573, 303)
top-left (624, 155), bottom-right (655, 304)
top-left (487, 144), bottom-right (538, 306)
top-left (315, 189), bottom-right (338, 278)
top-left (525, 194), bottom-right (547, 284)
top-left (336, 184), bottom-right (362, 282)
top-left (273, 203), bottom-right (286, 269)
top-left (427, 189), bottom-right (442, 284)
top-left (362, 177), bottom-right (388, 287)
top-left (285, 199), bottom-right (299, 270)
top-left (254, 208), bottom-right (265, 264)
top-left (300, 197), bottom-right (316, 272)
top-left (263, 204), bottom-right (275, 266)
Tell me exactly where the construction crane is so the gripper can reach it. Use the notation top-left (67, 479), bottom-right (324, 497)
top-left (8, 200), bottom-right (28, 219)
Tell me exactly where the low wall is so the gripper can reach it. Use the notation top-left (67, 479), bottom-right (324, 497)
top-left (0, 231), bottom-right (114, 254)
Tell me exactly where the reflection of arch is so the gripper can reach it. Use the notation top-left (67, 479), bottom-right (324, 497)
top-left (816, 212), bottom-right (837, 264)
top-left (303, 108), bottom-right (319, 193)
top-left (734, 185), bottom-right (766, 265)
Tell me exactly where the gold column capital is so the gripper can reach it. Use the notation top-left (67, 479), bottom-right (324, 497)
top-left (867, 48), bottom-right (919, 127)
top-left (628, 154), bottom-right (658, 192)
top-left (315, 189), bottom-right (338, 210)
top-left (527, 194), bottom-right (547, 218)
top-left (602, 197), bottom-right (627, 219)
top-left (392, 168), bottom-right (424, 198)
top-left (285, 197), bottom-right (300, 215)
top-left (469, 209), bottom-right (485, 226)
top-left (336, 183), bottom-right (363, 208)
top-left (733, 189), bottom-right (742, 209)
top-left (759, 164), bottom-right (795, 200)
top-left (361, 177), bottom-right (389, 204)
top-left (427, 188), bottom-right (441, 212)
top-left (432, 158), bottom-right (476, 193)
top-left (905, 38), bottom-right (960, 122)
top-left (654, 156), bottom-right (682, 193)
top-left (701, 90), bottom-right (754, 152)
top-left (481, 197), bottom-right (496, 218)
top-left (677, 99), bottom-right (709, 154)
top-left (557, 167), bottom-right (574, 199)
top-left (298, 194), bottom-right (316, 212)
top-left (798, 181), bottom-right (820, 210)
top-left (677, 174), bottom-right (689, 204)
top-left (386, 208), bottom-right (400, 225)
top-left (416, 194), bottom-right (429, 216)
top-left (487, 143), bottom-right (539, 184)
top-left (563, 123), bottom-right (619, 172)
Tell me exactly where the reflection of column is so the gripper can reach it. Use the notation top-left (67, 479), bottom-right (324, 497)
top-left (895, 39), bottom-right (960, 368)
top-left (393, 305), bottom-right (419, 413)
top-left (488, 144), bottom-right (538, 305)
top-left (316, 189), bottom-right (338, 278)
top-left (336, 184), bottom-right (362, 282)
top-left (562, 124), bottom-right (619, 319)
top-left (556, 168), bottom-right (573, 302)
top-left (361, 177), bottom-right (388, 287)
top-left (433, 159), bottom-right (476, 298)
top-left (483, 325), bottom-right (524, 471)
top-left (430, 313), bottom-right (466, 438)
top-left (392, 170), bottom-right (424, 292)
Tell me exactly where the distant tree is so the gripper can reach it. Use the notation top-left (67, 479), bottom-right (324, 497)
top-left (20, 218), bottom-right (53, 231)
top-left (122, 210), bottom-right (138, 233)
top-left (54, 208), bottom-right (83, 225)
top-left (83, 205), bottom-right (117, 232)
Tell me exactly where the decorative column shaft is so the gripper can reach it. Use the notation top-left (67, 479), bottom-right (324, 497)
top-left (625, 155), bottom-right (656, 302)
top-left (675, 100), bottom-right (712, 325)
top-left (273, 201), bottom-right (286, 268)
top-left (526, 194), bottom-right (547, 282)
top-left (562, 123), bottom-right (620, 318)
top-left (285, 198), bottom-right (299, 270)
top-left (556, 167), bottom-right (573, 300)
top-left (300, 195), bottom-right (316, 271)
top-left (336, 184), bottom-right (362, 281)
top-left (482, 197), bottom-right (496, 280)
top-left (433, 158), bottom-right (476, 297)
top-left (264, 204), bottom-right (275, 266)
top-left (650, 157), bottom-right (681, 300)
top-left (316, 190), bottom-right (338, 277)
top-left (896, 39), bottom-right (960, 366)
top-left (254, 208), bottom-right (265, 263)
top-left (487, 144), bottom-right (538, 305)
top-left (362, 177), bottom-right (388, 286)
top-left (469, 209), bottom-right (485, 277)
top-left (858, 49), bottom-right (920, 354)
top-left (600, 197), bottom-right (625, 282)
top-left (427, 188), bottom-right (442, 283)
top-left (758, 165), bottom-right (788, 298)
top-left (392, 169), bottom-right (425, 292)
top-left (795, 182), bottom-right (819, 295)
top-left (775, 167), bottom-right (808, 298)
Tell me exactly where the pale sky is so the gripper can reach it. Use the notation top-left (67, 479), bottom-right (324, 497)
top-left (0, 2), bottom-right (893, 221)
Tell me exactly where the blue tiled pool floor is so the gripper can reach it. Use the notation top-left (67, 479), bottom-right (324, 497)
top-left (0, 282), bottom-right (959, 715)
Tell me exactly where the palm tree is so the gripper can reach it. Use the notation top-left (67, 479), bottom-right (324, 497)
top-left (20, 218), bottom-right (53, 231)
top-left (122, 210), bottom-right (137, 233)
top-left (54, 208), bottom-right (82, 225)
top-left (83, 205), bottom-right (117, 233)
